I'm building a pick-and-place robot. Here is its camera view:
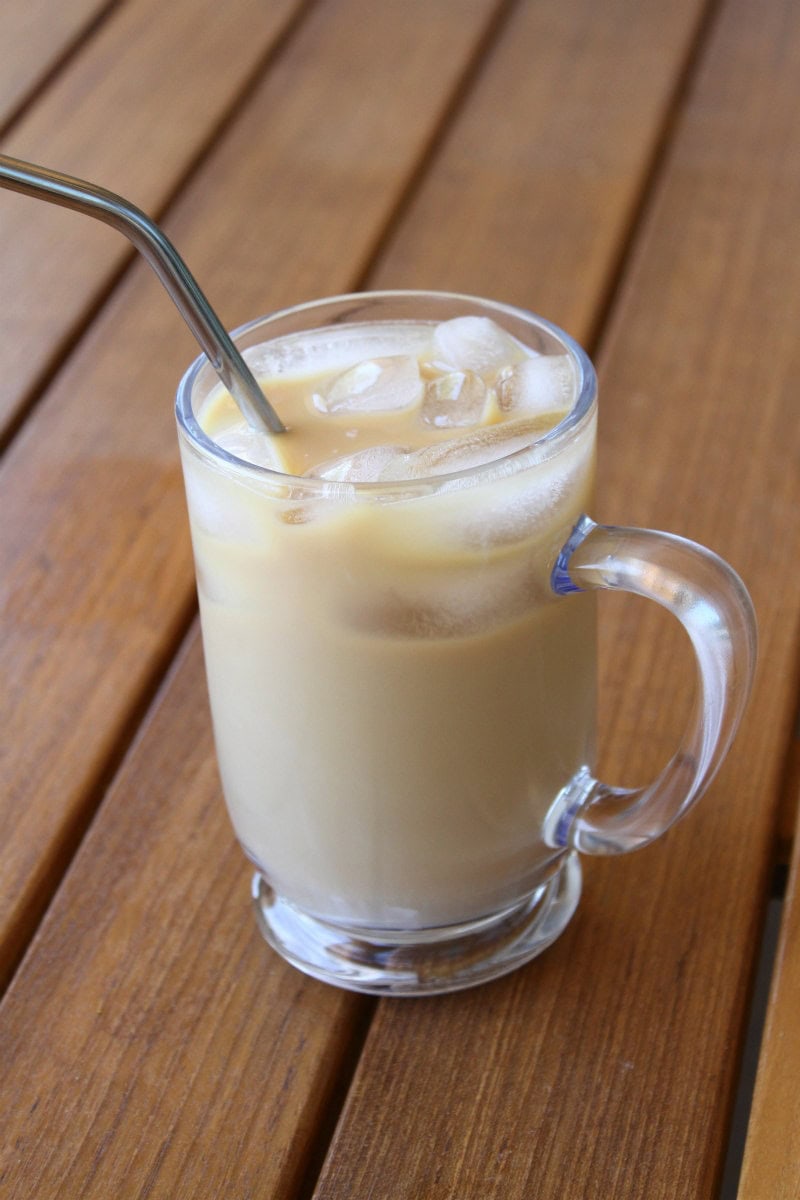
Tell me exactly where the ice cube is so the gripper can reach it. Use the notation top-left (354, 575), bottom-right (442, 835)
top-left (420, 370), bottom-right (489, 428)
top-left (314, 356), bottom-right (423, 414)
top-left (432, 317), bottom-right (527, 378)
top-left (437, 418), bottom-right (596, 555)
top-left (244, 324), bottom-right (433, 381)
top-left (213, 422), bottom-right (289, 471)
top-left (181, 450), bottom-right (274, 546)
top-left (309, 444), bottom-right (410, 483)
top-left (382, 417), bottom-right (546, 480)
top-left (307, 420), bottom-right (542, 486)
top-left (498, 354), bottom-right (573, 417)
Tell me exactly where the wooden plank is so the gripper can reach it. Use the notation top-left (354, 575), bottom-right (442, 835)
top-left (0, 635), bottom-right (372, 1199)
top-left (737, 778), bottom-right (800, 1200)
top-left (0, 0), bottom-right (305, 443)
top-left (0, 0), bottom-right (510, 986)
top-left (0, 0), bottom-right (111, 125)
top-left (369, 0), bottom-right (710, 330)
top-left (309, 0), bottom-right (800, 1196)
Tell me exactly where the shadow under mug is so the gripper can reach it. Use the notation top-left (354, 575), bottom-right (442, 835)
top-left (176, 291), bottom-right (757, 996)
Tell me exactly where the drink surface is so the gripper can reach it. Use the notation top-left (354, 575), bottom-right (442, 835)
top-left (198, 315), bottom-right (577, 480)
top-left (180, 316), bottom-right (597, 929)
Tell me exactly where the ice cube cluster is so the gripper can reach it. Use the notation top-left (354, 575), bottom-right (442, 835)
top-left (307, 316), bottom-right (575, 483)
top-left (313, 355), bottom-right (424, 414)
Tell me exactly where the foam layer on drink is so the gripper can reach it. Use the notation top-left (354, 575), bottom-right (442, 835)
top-left (181, 317), bottom-right (597, 928)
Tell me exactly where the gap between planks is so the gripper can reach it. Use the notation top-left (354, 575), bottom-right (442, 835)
top-left (717, 867), bottom-right (786, 1198)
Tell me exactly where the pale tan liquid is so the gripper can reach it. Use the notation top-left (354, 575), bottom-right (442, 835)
top-left (180, 322), bottom-right (596, 929)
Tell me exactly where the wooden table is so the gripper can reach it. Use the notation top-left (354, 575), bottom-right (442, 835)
top-left (1, 1), bottom-right (798, 1196)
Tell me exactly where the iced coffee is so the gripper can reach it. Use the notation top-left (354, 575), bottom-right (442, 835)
top-left (179, 306), bottom-right (596, 935)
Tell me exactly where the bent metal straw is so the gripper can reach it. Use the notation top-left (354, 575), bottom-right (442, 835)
top-left (0, 153), bottom-right (285, 435)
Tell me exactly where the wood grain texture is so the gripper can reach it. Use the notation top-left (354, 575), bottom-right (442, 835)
top-left (310, 0), bottom-right (800, 1196)
top-left (369, 0), bottom-right (710, 333)
top-left (0, 0), bottom-right (508, 985)
top-left (0, 0), bottom-right (305, 441)
top-left (0, 634), bottom-right (371, 1199)
top-left (2, 0), bottom-right (798, 1196)
top-left (0, 0), bottom-right (111, 125)
top-left (738, 779), bottom-right (800, 1200)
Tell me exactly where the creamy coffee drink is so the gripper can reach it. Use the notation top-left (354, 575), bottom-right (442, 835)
top-left (175, 293), bottom-right (756, 994)
top-left (179, 314), bottom-right (596, 930)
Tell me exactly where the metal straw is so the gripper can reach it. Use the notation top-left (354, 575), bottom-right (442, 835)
top-left (0, 153), bottom-right (285, 434)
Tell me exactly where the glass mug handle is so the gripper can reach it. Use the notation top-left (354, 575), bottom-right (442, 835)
top-left (548, 515), bottom-right (757, 854)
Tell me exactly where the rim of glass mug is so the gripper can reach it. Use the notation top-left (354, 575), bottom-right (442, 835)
top-left (175, 290), bottom-right (597, 495)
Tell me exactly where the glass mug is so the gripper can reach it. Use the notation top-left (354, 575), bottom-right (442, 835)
top-left (176, 291), bottom-right (756, 995)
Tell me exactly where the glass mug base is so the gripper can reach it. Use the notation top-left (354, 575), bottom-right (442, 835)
top-left (251, 853), bottom-right (582, 996)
